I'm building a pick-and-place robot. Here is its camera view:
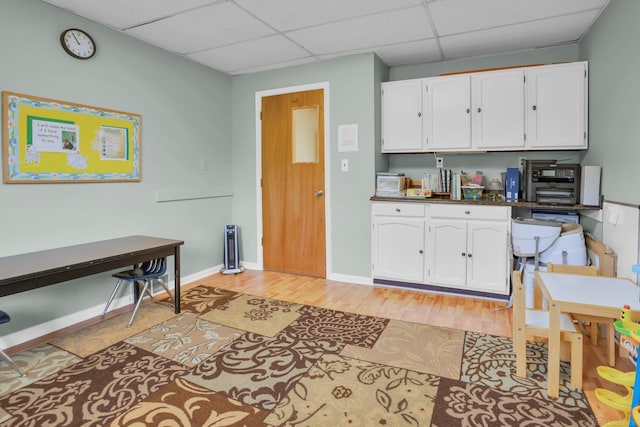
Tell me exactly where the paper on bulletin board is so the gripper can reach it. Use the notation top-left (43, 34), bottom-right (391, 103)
top-left (338, 124), bottom-right (358, 152)
top-left (2, 92), bottom-right (141, 183)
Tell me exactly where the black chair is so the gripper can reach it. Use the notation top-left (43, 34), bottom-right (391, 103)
top-left (102, 258), bottom-right (174, 327)
top-left (0, 311), bottom-right (25, 376)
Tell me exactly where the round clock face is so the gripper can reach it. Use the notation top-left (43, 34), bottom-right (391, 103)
top-left (60, 29), bottom-right (96, 59)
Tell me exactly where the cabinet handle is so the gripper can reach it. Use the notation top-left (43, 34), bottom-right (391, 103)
top-left (468, 253), bottom-right (472, 258)
top-left (466, 108), bottom-right (470, 114)
top-left (395, 208), bottom-right (401, 212)
top-left (532, 105), bottom-right (537, 111)
top-left (477, 107), bottom-right (482, 113)
top-left (418, 112), bottom-right (422, 117)
top-left (464, 210), bottom-right (471, 215)
top-left (419, 250), bottom-right (423, 254)
top-left (461, 252), bottom-right (466, 257)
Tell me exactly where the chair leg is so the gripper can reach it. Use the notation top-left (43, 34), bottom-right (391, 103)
top-left (570, 334), bottom-right (583, 389)
top-left (155, 278), bottom-right (174, 306)
top-left (103, 279), bottom-right (125, 317)
top-left (514, 328), bottom-right (527, 378)
top-left (0, 348), bottom-right (25, 377)
top-left (127, 280), bottom-right (151, 327)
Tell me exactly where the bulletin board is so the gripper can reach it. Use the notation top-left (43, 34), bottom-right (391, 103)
top-left (2, 92), bottom-right (141, 183)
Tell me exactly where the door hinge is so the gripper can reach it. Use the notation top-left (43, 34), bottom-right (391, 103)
top-left (524, 133), bottom-right (526, 142)
top-left (523, 75), bottom-right (526, 83)
top-left (584, 132), bottom-right (587, 140)
top-left (585, 70), bottom-right (587, 78)
top-left (261, 237), bottom-right (263, 246)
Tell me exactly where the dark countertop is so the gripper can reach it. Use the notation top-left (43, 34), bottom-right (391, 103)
top-left (370, 196), bottom-right (601, 211)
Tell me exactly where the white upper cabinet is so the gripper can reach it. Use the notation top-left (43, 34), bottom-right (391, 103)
top-left (472, 69), bottom-right (526, 150)
top-left (380, 61), bottom-right (588, 153)
top-left (381, 79), bottom-right (424, 152)
top-left (526, 62), bottom-right (588, 149)
top-left (424, 75), bottom-right (472, 151)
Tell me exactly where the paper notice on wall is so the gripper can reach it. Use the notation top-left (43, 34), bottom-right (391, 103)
top-left (31, 119), bottom-right (79, 152)
top-left (338, 124), bottom-right (358, 152)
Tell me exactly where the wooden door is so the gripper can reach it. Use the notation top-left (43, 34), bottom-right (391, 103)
top-left (261, 89), bottom-right (325, 277)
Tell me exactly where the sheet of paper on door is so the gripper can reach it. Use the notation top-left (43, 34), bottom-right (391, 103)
top-left (338, 124), bottom-right (358, 152)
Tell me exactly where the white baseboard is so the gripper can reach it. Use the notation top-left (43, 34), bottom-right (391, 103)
top-left (1, 262), bottom-right (369, 350)
top-left (0, 264), bottom-right (225, 350)
top-left (327, 272), bottom-right (373, 286)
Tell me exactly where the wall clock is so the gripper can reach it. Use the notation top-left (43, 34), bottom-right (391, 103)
top-left (60, 28), bottom-right (96, 59)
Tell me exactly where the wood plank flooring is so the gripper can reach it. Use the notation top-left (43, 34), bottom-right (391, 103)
top-left (199, 269), bottom-right (634, 426)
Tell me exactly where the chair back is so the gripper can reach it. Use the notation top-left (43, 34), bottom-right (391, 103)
top-left (141, 258), bottom-right (167, 277)
top-left (547, 263), bottom-right (597, 276)
top-left (512, 270), bottom-right (526, 337)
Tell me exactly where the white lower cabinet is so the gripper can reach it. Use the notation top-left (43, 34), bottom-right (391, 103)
top-left (372, 202), bottom-right (510, 297)
top-left (428, 204), bottom-right (510, 295)
top-left (371, 203), bottom-right (425, 283)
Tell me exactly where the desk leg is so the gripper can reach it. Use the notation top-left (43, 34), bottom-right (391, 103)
top-left (174, 246), bottom-right (181, 314)
top-left (548, 301), bottom-right (561, 399)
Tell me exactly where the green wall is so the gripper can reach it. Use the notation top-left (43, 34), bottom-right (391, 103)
top-left (231, 54), bottom-right (381, 278)
top-left (580, 0), bottom-right (639, 205)
top-left (0, 0), bottom-right (232, 333)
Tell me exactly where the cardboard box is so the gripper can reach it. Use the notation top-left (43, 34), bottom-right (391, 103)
top-left (505, 167), bottom-right (519, 202)
top-left (620, 334), bottom-right (638, 366)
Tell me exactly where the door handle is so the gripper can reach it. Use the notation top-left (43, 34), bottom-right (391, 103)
top-left (315, 189), bottom-right (324, 197)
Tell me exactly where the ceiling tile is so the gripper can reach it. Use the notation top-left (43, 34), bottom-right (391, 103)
top-left (236, 0), bottom-right (422, 31)
top-left (187, 35), bottom-right (311, 74)
top-left (41, 0), bottom-right (221, 30)
top-left (124, 2), bottom-right (275, 54)
top-left (440, 10), bottom-right (601, 59)
top-left (429, 0), bottom-right (609, 36)
top-left (375, 39), bottom-right (443, 66)
top-left (287, 6), bottom-right (434, 55)
top-left (227, 57), bottom-right (319, 76)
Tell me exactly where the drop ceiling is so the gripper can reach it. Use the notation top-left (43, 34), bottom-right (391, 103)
top-left (41, 0), bottom-right (611, 76)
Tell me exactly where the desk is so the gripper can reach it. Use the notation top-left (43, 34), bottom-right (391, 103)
top-left (0, 235), bottom-right (184, 314)
top-left (536, 271), bottom-right (640, 398)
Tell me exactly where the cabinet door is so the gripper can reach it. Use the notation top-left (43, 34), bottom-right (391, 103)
top-left (372, 217), bottom-right (425, 282)
top-left (381, 79), bottom-right (424, 152)
top-left (526, 62), bottom-right (587, 149)
top-left (424, 75), bottom-right (472, 151)
top-left (428, 219), bottom-right (467, 287)
top-left (466, 220), bottom-right (509, 294)
top-left (472, 69), bottom-right (525, 150)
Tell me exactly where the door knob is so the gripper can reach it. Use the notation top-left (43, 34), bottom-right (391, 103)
top-left (315, 190), bottom-right (324, 197)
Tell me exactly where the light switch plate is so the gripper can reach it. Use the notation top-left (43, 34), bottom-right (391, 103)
top-left (341, 159), bottom-right (349, 172)
top-left (436, 157), bottom-right (443, 168)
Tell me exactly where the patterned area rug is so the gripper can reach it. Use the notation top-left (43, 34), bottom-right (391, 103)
top-left (0, 285), bottom-right (598, 426)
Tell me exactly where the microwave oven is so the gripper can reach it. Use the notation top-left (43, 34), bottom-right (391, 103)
top-left (375, 173), bottom-right (406, 197)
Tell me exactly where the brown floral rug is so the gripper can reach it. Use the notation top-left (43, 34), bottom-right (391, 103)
top-left (0, 285), bottom-right (598, 426)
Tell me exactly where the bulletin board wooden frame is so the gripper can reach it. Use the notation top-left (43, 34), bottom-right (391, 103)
top-left (2, 92), bottom-right (141, 183)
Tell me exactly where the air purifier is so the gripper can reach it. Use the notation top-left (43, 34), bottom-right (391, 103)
top-left (222, 224), bottom-right (244, 274)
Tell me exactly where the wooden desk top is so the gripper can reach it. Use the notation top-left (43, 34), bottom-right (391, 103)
top-left (536, 271), bottom-right (640, 315)
top-left (0, 235), bottom-right (184, 296)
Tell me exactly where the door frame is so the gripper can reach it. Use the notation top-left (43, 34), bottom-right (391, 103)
top-left (254, 82), bottom-right (332, 276)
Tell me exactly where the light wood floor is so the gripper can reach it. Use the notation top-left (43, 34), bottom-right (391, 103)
top-left (197, 269), bottom-right (634, 426)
